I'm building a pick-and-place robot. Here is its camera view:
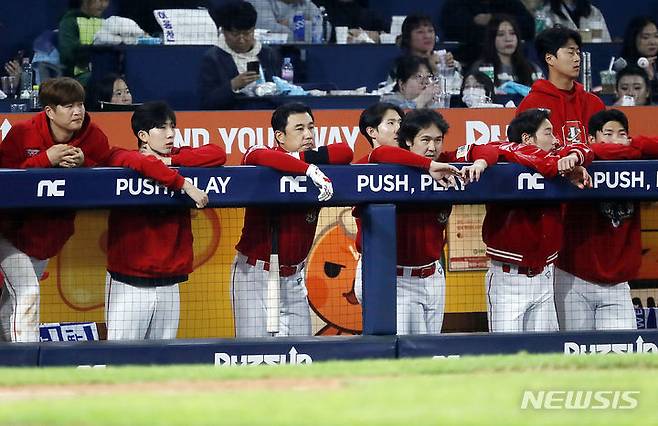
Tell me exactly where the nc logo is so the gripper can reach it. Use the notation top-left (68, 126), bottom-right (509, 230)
top-left (37, 179), bottom-right (65, 197)
top-left (280, 176), bottom-right (307, 193)
top-left (517, 173), bottom-right (544, 190)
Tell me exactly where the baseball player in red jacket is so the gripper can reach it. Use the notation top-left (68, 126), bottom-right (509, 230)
top-left (358, 102), bottom-right (404, 153)
top-left (231, 102), bottom-right (353, 338)
top-left (354, 109), bottom-right (495, 334)
top-left (104, 101), bottom-right (225, 340)
top-left (555, 109), bottom-right (658, 331)
top-left (0, 77), bottom-right (110, 342)
top-left (517, 27), bottom-right (604, 144)
top-left (483, 108), bottom-right (593, 333)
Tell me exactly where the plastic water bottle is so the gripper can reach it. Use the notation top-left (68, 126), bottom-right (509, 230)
top-left (19, 58), bottom-right (33, 100)
top-left (312, 7), bottom-right (324, 43)
top-left (281, 57), bottom-right (294, 83)
top-left (293, 10), bottom-right (305, 43)
top-left (534, 9), bottom-right (547, 34)
top-left (31, 85), bottom-right (40, 110)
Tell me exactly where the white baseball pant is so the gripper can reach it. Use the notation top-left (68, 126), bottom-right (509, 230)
top-left (355, 258), bottom-right (445, 335)
top-left (105, 273), bottom-right (180, 340)
top-left (230, 252), bottom-right (311, 338)
top-left (486, 260), bottom-right (558, 333)
top-left (554, 267), bottom-right (636, 331)
top-left (0, 236), bottom-right (47, 342)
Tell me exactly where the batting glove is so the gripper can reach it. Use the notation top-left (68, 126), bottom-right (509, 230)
top-left (305, 164), bottom-right (334, 202)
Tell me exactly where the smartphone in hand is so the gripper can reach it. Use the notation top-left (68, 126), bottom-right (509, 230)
top-left (247, 61), bottom-right (260, 73)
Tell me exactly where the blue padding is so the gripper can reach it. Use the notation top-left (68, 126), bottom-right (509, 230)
top-left (397, 330), bottom-right (658, 357)
top-left (0, 344), bottom-right (40, 366)
top-left (2, 161), bottom-right (658, 210)
top-left (37, 336), bottom-right (397, 366)
top-left (361, 204), bottom-right (397, 335)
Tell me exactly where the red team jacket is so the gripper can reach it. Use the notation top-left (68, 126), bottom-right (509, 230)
top-left (235, 143), bottom-right (353, 266)
top-left (558, 136), bottom-right (658, 283)
top-left (0, 112), bottom-right (110, 259)
top-left (354, 144), bottom-right (499, 266)
top-left (482, 142), bottom-right (593, 270)
top-left (106, 145), bottom-right (227, 284)
top-left (517, 80), bottom-right (605, 145)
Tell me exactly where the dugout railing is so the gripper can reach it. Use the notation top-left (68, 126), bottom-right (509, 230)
top-left (1, 162), bottom-right (658, 366)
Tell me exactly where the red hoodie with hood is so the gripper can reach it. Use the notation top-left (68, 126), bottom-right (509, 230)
top-left (0, 111), bottom-right (110, 259)
top-left (517, 80), bottom-right (605, 145)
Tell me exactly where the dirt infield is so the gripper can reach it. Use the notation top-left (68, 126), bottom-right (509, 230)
top-left (0, 377), bottom-right (347, 402)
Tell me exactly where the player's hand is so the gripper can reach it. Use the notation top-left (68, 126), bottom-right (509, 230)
top-left (306, 164), bottom-right (334, 202)
top-left (230, 71), bottom-right (260, 91)
top-left (557, 153), bottom-right (579, 175)
top-left (60, 147), bottom-right (85, 168)
top-left (429, 161), bottom-right (460, 188)
top-left (460, 159), bottom-right (488, 184)
top-left (182, 181), bottom-right (208, 208)
top-left (565, 165), bottom-right (592, 189)
top-left (47, 144), bottom-right (77, 167)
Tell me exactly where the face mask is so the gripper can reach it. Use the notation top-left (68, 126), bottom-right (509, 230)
top-left (462, 87), bottom-right (488, 107)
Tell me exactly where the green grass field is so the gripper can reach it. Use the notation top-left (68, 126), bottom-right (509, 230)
top-left (0, 353), bottom-right (655, 425)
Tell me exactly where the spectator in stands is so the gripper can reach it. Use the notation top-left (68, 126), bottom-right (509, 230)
top-left (381, 55), bottom-right (442, 109)
top-left (620, 17), bottom-right (658, 100)
top-left (440, 0), bottom-right (534, 66)
top-left (199, 0), bottom-right (279, 110)
top-left (247, 0), bottom-right (323, 39)
top-left (519, 0), bottom-right (545, 15)
top-left (397, 14), bottom-right (458, 75)
top-left (86, 73), bottom-right (134, 111)
top-left (469, 15), bottom-right (543, 88)
top-left (314, 0), bottom-right (388, 43)
top-left (542, 0), bottom-right (611, 42)
top-left (457, 71), bottom-right (495, 107)
top-left (59, 0), bottom-right (111, 86)
top-left (613, 65), bottom-right (652, 106)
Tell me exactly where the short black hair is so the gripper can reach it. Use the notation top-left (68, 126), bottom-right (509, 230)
top-left (616, 64), bottom-right (651, 101)
top-left (359, 102), bottom-right (404, 147)
top-left (397, 109), bottom-right (449, 149)
top-left (212, 0), bottom-right (257, 31)
top-left (535, 26), bottom-right (582, 66)
top-left (399, 14), bottom-right (435, 51)
top-left (392, 54), bottom-right (433, 91)
top-left (131, 101), bottom-right (176, 148)
top-left (271, 102), bottom-right (314, 133)
top-left (587, 109), bottom-right (629, 137)
top-left (507, 108), bottom-right (551, 143)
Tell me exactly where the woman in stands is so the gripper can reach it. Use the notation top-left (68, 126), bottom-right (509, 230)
top-left (542, 0), bottom-right (611, 42)
top-left (397, 14), bottom-right (459, 76)
top-left (86, 73), bottom-right (134, 111)
top-left (198, 0), bottom-right (279, 110)
top-left (381, 55), bottom-right (443, 109)
top-left (620, 17), bottom-right (658, 99)
top-left (457, 71), bottom-right (495, 108)
top-left (468, 15), bottom-right (543, 88)
top-left (613, 65), bottom-right (652, 106)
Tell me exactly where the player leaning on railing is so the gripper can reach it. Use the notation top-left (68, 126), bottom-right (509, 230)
top-left (231, 102), bottom-right (353, 338)
top-left (0, 77), bottom-right (111, 342)
top-left (483, 108), bottom-right (593, 334)
top-left (104, 101), bottom-right (226, 341)
top-left (353, 108), bottom-right (495, 335)
top-left (556, 109), bottom-right (658, 331)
